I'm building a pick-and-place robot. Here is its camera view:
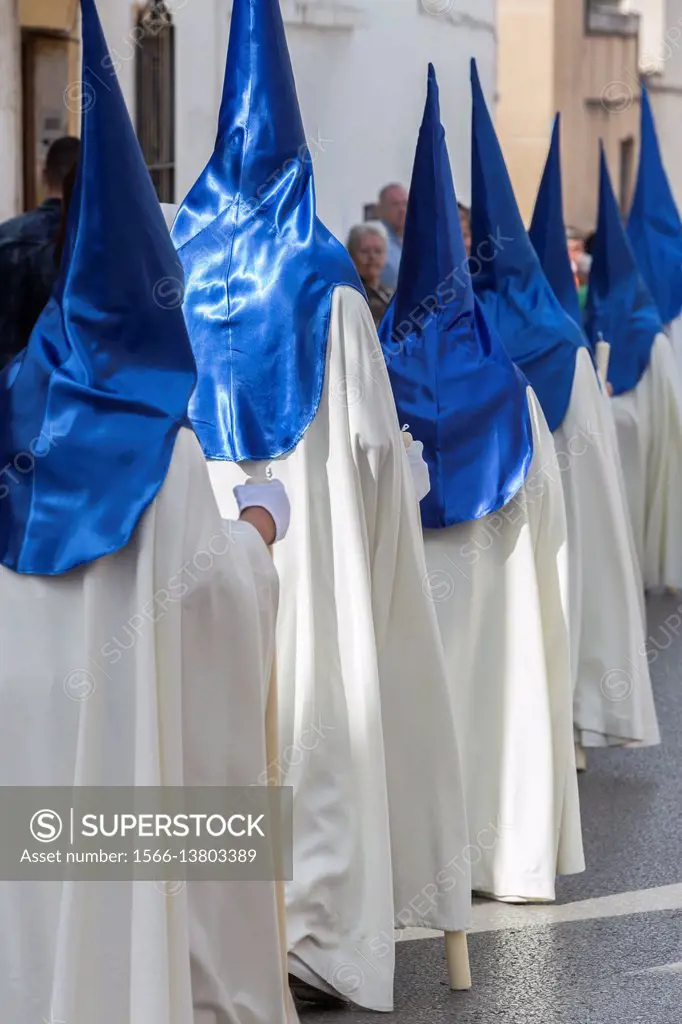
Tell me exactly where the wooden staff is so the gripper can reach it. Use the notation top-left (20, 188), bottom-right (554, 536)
top-left (245, 457), bottom-right (294, 1019)
top-left (574, 341), bottom-right (612, 775)
top-left (575, 743), bottom-right (588, 773)
top-left (264, 626), bottom-right (295, 1018)
top-left (402, 427), bottom-right (472, 992)
top-left (445, 931), bottom-right (472, 990)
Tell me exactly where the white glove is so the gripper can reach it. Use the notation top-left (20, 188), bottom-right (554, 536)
top-left (233, 478), bottom-right (291, 542)
top-left (405, 439), bottom-right (431, 503)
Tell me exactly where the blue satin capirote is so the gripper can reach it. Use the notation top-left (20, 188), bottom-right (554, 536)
top-left (0, 0), bottom-right (196, 576)
top-left (379, 65), bottom-right (533, 529)
top-left (172, 0), bottom-right (363, 462)
top-left (470, 59), bottom-right (583, 433)
top-left (627, 87), bottom-right (682, 326)
top-left (529, 114), bottom-right (584, 329)
top-left (586, 146), bottom-right (662, 397)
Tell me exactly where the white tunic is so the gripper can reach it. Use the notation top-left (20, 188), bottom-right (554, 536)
top-left (666, 314), bottom-right (682, 399)
top-left (0, 428), bottom-right (295, 1024)
top-left (424, 389), bottom-right (584, 902)
top-left (611, 334), bottom-right (682, 591)
top-left (208, 285), bottom-right (471, 1011)
top-left (553, 348), bottom-right (660, 748)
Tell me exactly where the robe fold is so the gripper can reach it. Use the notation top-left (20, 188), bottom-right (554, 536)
top-left (423, 388), bottom-right (584, 902)
top-left (0, 428), bottom-right (295, 1024)
top-left (553, 349), bottom-right (659, 747)
top-left (611, 334), bottom-right (682, 591)
top-left (208, 285), bottom-right (471, 1011)
top-left (666, 314), bottom-right (682, 403)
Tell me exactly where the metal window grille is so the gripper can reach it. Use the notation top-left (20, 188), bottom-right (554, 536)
top-left (585, 0), bottom-right (640, 36)
top-left (136, 2), bottom-right (175, 203)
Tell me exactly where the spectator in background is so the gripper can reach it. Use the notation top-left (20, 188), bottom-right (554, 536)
top-left (377, 182), bottom-right (408, 289)
top-left (0, 136), bottom-right (80, 368)
top-left (580, 230), bottom-right (610, 394)
top-left (566, 226), bottom-right (584, 266)
top-left (458, 202), bottom-right (472, 255)
top-left (567, 227), bottom-right (592, 313)
top-left (347, 221), bottom-right (394, 328)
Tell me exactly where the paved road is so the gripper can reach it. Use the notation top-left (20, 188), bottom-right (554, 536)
top-left (300, 592), bottom-right (682, 1023)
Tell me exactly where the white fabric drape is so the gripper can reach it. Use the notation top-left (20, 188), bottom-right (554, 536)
top-left (553, 348), bottom-right (659, 748)
top-left (423, 388), bottom-right (584, 902)
top-left (0, 428), bottom-right (295, 1024)
top-left (666, 314), bottom-right (682, 399)
top-left (208, 285), bottom-right (471, 1011)
top-left (612, 334), bottom-right (682, 591)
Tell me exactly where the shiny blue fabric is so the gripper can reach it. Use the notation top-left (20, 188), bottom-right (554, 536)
top-left (172, 0), bottom-right (363, 462)
top-left (586, 146), bottom-right (662, 397)
top-left (529, 114), bottom-right (583, 329)
top-left (469, 60), bottom-right (583, 433)
top-left (627, 87), bottom-right (682, 326)
top-left (0, 0), bottom-right (196, 576)
top-left (378, 65), bottom-right (533, 529)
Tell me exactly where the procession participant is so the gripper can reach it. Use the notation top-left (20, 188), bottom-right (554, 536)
top-left (627, 87), bottom-right (682, 387)
top-left (529, 116), bottom-right (585, 333)
top-left (471, 61), bottom-right (659, 752)
top-left (529, 115), bottom-right (659, 750)
top-left (0, 4), bottom-right (295, 1023)
top-left (170, 0), bottom-right (471, 1008)
top-left (587, 146), bottom-right (682, 593)
top-left (379, 64), bottom-right (583, 904)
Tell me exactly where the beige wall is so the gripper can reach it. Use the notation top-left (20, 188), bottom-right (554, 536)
top-left (497, 0), bottom-right (641, 234)
top-left (555, 3), bottom-right (640, 234)
top-left (496, 0), bottom-right (555, 224)
top-left (18, 0), bottom-right (78, 33)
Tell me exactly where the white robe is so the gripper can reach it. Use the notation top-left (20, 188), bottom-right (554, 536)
top-left (208, 285), bottom-right (471, 1011)
top-left (423, 388), bottom-right (584, 902)
top-left (611, 334), bottom-right (682, 591)
top-left (666, 314), bottom-right (682, 397)
top-left (0, 428), bottom-right (296, 1024)
top-left (553, 348), bottom-right (660, 748)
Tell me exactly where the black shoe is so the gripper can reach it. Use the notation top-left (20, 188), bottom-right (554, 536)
top-left (289, 975), bottom-right (348, 1010)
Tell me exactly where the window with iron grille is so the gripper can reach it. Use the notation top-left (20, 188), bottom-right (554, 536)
top-left (585, 0), bottom-right (640, 36)
top-left (136, 2), bottom-right (175, 203)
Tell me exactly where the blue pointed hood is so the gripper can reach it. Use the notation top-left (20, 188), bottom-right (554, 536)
top-left (172, 0), bottom-right (362, 462)
top-left (470, 59), bottom-right (583, 432)
top-left (0, 0), bottom-right (196, 576)
top-left (378, 65), bottom-right (533, 528)
top-left (586, 145), bottom-right (662, 395)
top-left (627, 86), bottom-right (682, 325)
top-left (529, 114), bottom-right (583, 328)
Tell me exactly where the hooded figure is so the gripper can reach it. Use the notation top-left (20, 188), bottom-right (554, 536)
top-left (628, 86), bottom-right (682, 382)
top-left (0, 3), bottom-right (295, 1023)
top-left (472, 63), bottom-right (659, 752)
top-left (529, 122), bottom-right (659, 751)
top-left (529, 114), bottom-right (584, 331)
top-left (379, 65), bottom-right (583, 903)
top-left (588, 146), bottom-right (682, 592)
top-left (169, 0), bottom-right (471, 1010)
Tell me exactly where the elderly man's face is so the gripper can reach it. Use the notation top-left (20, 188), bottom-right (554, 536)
top-left (379, 186), bottom-right (408, 235)
top-left (351, 231), bottom-right (387, 285)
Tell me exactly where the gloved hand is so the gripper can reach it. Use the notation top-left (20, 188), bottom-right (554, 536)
top-left (405, 439), bottom-right (431, 503)
top-left (233, 478), bottom-right (291, 543)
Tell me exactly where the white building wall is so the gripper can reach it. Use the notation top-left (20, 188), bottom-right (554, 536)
top-left (636, 0), bottom-right (667, 72)
top-left (643, 0), bottom-right (682, 210)
top-left (0, 0), bottom-right (22, 220)
top-left (96, 0), bottom-right (497, 241)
